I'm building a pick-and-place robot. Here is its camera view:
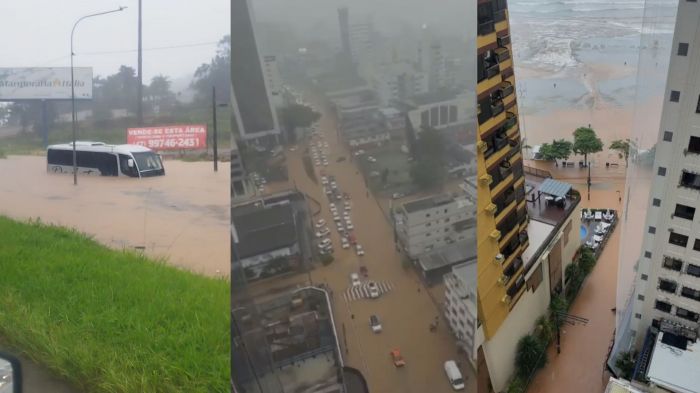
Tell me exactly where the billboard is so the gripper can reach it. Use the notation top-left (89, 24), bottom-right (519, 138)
top-left (127, 124), bottom-right (207, 151)
top-left (0, 67), bottom-right (93, 100)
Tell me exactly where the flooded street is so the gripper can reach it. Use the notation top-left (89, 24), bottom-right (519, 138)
top-left (0, 155), bottom-right (229, 277)
top-left (250, 94), bottom-right (476, 393)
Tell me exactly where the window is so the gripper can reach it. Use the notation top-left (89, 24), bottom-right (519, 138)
top-left (675, 204), bottom-right (696, 220)
top-left (635, 313), bottom-right (642, 319)
top-left (638, 294), bottom-right (645, 301)
top-left (652, 198), bottom-right (661, 207)
top-left (658, 278), bottom-right (678, 294)
top-left (430, 107), bottom-right (439, 126)
top-left (421, 110), bottom-right (429, 127)
top-left (680, 171), bottom-right (700, 190)
top-left (669, 232), bottom-right (689, 247)
top-left (645, 251), bottom-right (653, 258)
top-left (641, 274), bottom-right (648, 281)
top-left (655, 300), bottom-right (672, 313)
top-left (676, 307), bottom-right (700, 322)
top-left (681, 286), bottom-right (700, 302)
top-left (670, 90), bottom-right (681, 102)
top-left (449, 105), bottom-right (458, 123)
top-left (648, 226), bottom-right (656, 234)
top-left (678, 42), bottom-right (689, 56)
top-left (658, 167), bottom-right (667, 176)
top-left (439, 105), bottom-right (448, 126)
top-left (663, 256), bottom-right (683, 271)
top-left (688, 136), bottom-right (700, 153)
top-left (694, 239), bottom-right (700, 252)
top-left (687, 264), bottom-right (700, 278)
top-left (663, 131), bottom-right (673, 142)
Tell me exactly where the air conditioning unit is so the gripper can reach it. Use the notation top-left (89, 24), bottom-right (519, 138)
top-left (501, 295), bottom-right (512, 305)
top-left (485, 203), bottom-right (497, 215)
top-left (490, 230), bottom-right (501, 241)
top-left (477, 140), bottom-right (488, 153)
top-left (498, 275), bottom-right (510, 286)
top-left (479, 174), bottom-right (493, 186)
top-left (494, 253), bottom-right (505, 264)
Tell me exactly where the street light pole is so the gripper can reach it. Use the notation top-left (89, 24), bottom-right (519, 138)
top-left (71, 6), bottom-right (127, 186)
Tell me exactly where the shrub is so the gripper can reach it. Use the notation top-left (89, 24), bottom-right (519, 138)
top-left (506, 377), bottom-right (526, 393)
top-left (550, 295), bottom-right (569, 327)
top-left (579, 251), bottom-right (596, 275)
top-left (320, 254), bottom-right (334, 266)
top-left (615, 351), bottom-right (637, 380)
top-left (534, 315), bottom-right (553, 345)
top-left (515, 334), bottom-right (547, 380)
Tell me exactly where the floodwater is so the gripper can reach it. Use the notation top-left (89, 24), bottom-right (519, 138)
top-left (0, 155), bottom-right (229, 277)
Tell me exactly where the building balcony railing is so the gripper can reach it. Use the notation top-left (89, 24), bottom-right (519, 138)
top-left (478, 21), bottom-right (495, 35)
top-left (504, 111), bottom-right (517, 130)
top-left (491, 101), bottom-right (505, 117)
top-left (494, 10), bottom-right (506, 23)
top-left (503, 256), bottom-right (523, 278)
top-left (498, 160), bottom-right (512, 179)
top-left (494, 133), bottom-right (509, 151)
top-left (495, 47), bottom-right (511, 63)
top-left (484, 63), bottom-right (500, 79)
top-left (498, 35), bottom-right (511, 47)
top-left (500, 82), bottom-right (514, 98)
top-left (507, 276), bottom-right (525, 297)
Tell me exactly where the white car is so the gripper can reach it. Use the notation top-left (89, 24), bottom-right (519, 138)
top-left (315, 219), bottom-right (326, 228)
top-left (289, 147), bottom-right (297, 152)
top-left (341, 237), bottom-right (350, 249)
top-left (315, 160), bottom-right (321, 166)
top-left (343, 212), bottom-right (351, 220)
top-left (355, 244), bottom-right (365, 256)
top-left (329, 203), bottom-right (336, 210)
top-left (323, 161), bottom-right (329, 167)
top-left (320, 238), bottom-right (332, 247)
top-left (337, 223), bottom-right (345, 232)
top-left (344, 201), bottom-right (351, 209)
top-left (315, 229), bottom-right (330, 238)
top-left (353, 149), bottom-right (365, 156)
top-left (325, 188), bottom-right (333, 195)
top-left (370, 315), bottom-right (382, 333)
top-left (368, 281), bottom-right (380, 298)
top-left (346, 222), bottom-right (354, 230)
top-left (321, 176), bottom-right (328, 184)
top-left (350, 273), bottom-right (361, 287)
top-left (367, 156), bottom-right (377, 163)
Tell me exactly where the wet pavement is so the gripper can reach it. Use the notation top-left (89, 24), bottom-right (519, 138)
top-left (250, 94), bottom-right (476, 392)
top-left (0, 156), bottom-right (229, 277)
top-left (524, 161), bottom-right (625, 393)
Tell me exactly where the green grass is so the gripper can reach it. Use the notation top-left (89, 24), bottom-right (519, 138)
top-left (0, 216), bottom-right (230, 392)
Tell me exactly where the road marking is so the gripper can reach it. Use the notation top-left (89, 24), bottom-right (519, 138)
top-left (343, 280), bottom-right (393, 302)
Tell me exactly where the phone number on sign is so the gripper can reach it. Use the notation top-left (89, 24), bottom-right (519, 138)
top-left (138, 138), bottom-right (202, 149)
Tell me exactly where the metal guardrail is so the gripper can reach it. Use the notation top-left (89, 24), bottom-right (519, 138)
top-left (524, 165), bottom-right (552, 178)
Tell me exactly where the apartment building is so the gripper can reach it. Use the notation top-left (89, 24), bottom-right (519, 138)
top-left (327, 87), bottom-right (389, 148)
top-left (396, 193), bottom-right (476, 260)
top-left (444, 262), bottom-right (478, 369)
top-left (610, 2), bottom-right (700, 390)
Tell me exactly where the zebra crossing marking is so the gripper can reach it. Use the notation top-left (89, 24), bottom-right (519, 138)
top-left (343, 281), bottom-right (393, 302)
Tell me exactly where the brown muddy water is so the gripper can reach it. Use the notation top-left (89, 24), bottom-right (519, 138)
top-left (0, 155), bottom-right (229, 277)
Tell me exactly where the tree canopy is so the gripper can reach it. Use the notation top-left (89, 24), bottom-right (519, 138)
top-left (572, 126), bottom-right (603, 165)
top-left (410, 127), bottom-right (446, 190)
top-left (609, 139), bottom-right (631, 166)
top-left (538, 139), bottom-right (572, 161)
top-left (191, 36), bottom-right (231, 104)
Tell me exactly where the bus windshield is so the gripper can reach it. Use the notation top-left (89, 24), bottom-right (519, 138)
top-left (132, 152), bottom-right (164, 175)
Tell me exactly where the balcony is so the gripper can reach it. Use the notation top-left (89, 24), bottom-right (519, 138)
top-left (499, 81), bottom-right (514, 99)
top-left (503, 256), bottom-right (523, 278)
top-left (504, 111), bottom-right (517, 130)
top-left (507, 275), bottom-right (525, 297)
top-left (478, 21), bottom-right (495, 35)
top-left (495, 47), bottom-right (511, 63)
top-left (494, 10), bottom-right (506, 23)
top-left (485, 63), bottom-right (500, 79)
top-left (491, 101), bottom-right (505, 117)
top-left (498, 35), bottom-right (511, 47)
top-left (518, 230), bottom-right (529, 245)
top-left (499, 159), bottom-right (513, 179)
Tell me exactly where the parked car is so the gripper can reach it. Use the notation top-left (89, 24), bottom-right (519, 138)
top-left (356, 244), bottom-right (365, 256)
top-left (350, 273), bottom-right (361, 287)
top-left (337, 223), bottom-right (345, 232)
top-left (341, 237), bottom-right (350, 249)
top-left (444, 360), bottom-right (465, 391)
top-left (368, 281), bottom-right (380, 298)
top-left (315, 229), bottom-right (329, 238)
top-left (390, 349), bottom-right (405, 367)
top-left (345, 222), bottom-right (354, 230)
top-left (315, 219), bottom-right (326, 228)
top-left (320, 238), bottom-right (332, 246)
top-left (370, 315), bottom-right (382, 333)
top-left (367, 156), bottom-right (377, 163)
top-left (392, 192), bottom-right (405, 199)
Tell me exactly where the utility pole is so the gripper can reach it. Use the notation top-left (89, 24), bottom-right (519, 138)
top-left (137, 0), bottom-right (143, 125)
top-left (212, 86), bottom-right (218, 172)
top-left (587, 164), bottom-right (591, 201)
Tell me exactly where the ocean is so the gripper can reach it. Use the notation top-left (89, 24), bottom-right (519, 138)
top-left (509, 0), bottom-right (678, 114)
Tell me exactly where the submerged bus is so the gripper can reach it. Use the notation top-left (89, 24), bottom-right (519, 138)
top-left (47, 141), bottom-right (165, 178)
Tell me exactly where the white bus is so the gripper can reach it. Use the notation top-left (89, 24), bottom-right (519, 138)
top-left (46, 141), bottom-right (165, 178)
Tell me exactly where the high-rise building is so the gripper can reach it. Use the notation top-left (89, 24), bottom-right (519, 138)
top-left (230, 0), bottom-right (280, 146)
top-left (609, 3), bottom-right (700, 388)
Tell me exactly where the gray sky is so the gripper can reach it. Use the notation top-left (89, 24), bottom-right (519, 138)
top-left (0, 0), bottom-right (229, 81)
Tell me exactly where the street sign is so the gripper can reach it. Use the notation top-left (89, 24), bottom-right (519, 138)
top-left (0, 67), bottom-right (93, 100)
top-left (127, 124), bottom-right (207, 151)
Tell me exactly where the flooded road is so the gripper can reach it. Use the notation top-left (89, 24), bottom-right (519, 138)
top-left (0, 155), bottom-right (229, 277)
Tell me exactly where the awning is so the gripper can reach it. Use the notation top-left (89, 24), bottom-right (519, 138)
top-left (539, 178), bottom-right (572, 198)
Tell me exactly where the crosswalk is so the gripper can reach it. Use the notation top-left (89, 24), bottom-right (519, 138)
top-left (343, 281), bottom-right (393, 302)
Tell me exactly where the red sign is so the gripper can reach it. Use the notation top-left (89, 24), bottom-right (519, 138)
top-left (126, 124), bottom-right (207, 151)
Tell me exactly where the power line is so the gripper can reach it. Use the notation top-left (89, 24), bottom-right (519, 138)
top-left (80, 41), bottom-right (220, 56)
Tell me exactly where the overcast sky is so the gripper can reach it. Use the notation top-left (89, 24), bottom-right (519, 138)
top-left (0, 0), bottom-right (229, 81)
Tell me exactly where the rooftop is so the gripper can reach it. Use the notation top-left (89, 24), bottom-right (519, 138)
top-left (449, 261), bottom-right (476, 298)
top-left (525, 175), bottom-right (580, 227)
top-left (232, 203), bottom-right (297, 259)
top-left (520, 219), bottom-right (554, 267)
top-left (418, 239), bottom-right (477, 272)
top-left (402, 193), bottom-right (458, 214)
top-left (647, 331), bottom-right (700, 393)
top-left (410, 88), bottom-right (460, 106)
top-left (603, 378), bottom-right (645, 393)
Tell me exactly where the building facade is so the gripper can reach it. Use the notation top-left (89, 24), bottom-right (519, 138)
top-left (626, 0), bottom-right (700, 355)
top-left (444, 262), bottom-right (478, 368)
top-left (396, 194), bottom-right (475, 259)
top-left (230, 0), bottom-right (280, 146)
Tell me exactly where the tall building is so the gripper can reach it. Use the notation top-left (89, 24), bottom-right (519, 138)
top-left (230, 0), bottom-right (280, 146)
top-left (609, 3), bottom-right (700, 389)
top-left (337, 7), bottom-right (352, 66)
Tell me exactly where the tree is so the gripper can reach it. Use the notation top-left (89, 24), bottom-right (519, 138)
top-left (615, 351), bottom-right (637, 380)
top-left (279, 104), bottom-right (320, 143)
top-left (515, 335), bottom-right (547, 380)
top-left (506, 377), bottom-right (526, 393)
top-left (192, 36), bottom-right (231, 103)
top-left (578, 248), bottom-right (596, 275)
top-left (146, 75), bottom-right (176, 114)
top-left (572, 126), bottom-right (603, 166)
top-left (538, 139), bottom-right (573, 161)
top-left (410, 159), bottom-right (444, 189)
top-left (609, 139), bottom-right (631, 166)
top-left (410, 127), bottom-right (446, 190)
top-left (534, 315), bottom-right (553, 344)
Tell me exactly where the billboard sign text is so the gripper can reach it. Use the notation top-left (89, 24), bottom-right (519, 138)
top-left (127, 124), bottom-right (207, 151)
top-left (0, 67), bottom-right (93, 100)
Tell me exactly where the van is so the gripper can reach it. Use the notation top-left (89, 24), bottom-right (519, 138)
top-left (444, 360), bottom-right (465, 390)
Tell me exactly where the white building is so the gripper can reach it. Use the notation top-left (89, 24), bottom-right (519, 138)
top-left (349, 18), bottom-right (375, 79)
top-left (372, 61), bottom-right (428, 105)
top-left (402, 90), bottom-right (471, 135)
top-left (396, 194), bottom-right (475, 259)
top-left (626, 0), bottom-right (700, 351)
top-left (444, 262), bottom-right (478, 368)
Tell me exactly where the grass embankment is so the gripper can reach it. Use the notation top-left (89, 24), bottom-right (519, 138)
top-left (0, 216), bottom-right (230, 392)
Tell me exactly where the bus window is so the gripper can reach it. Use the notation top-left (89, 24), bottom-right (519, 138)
top-left (94, 152), bottom-right (119, 176)
top-left (119, 154), bottom-right (139, 177)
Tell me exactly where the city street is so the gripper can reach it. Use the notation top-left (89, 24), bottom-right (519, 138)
top-left (524, 161), bottom-right (628, 393)
top-left (277, 96), bottom-right (476, 393)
